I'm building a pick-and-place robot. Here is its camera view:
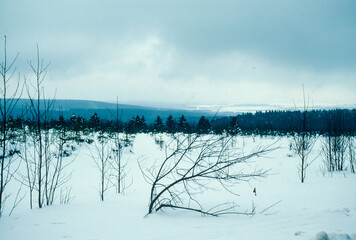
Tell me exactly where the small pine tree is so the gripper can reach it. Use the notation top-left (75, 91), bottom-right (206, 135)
top-left (89, 112), bottom-right (100, 131)
top-left (227, 116), bottom-right (240, 135)
top-left (153, 116), bottom-right (164, 133)
top-left (196, 116), bottom-right (211, 134)
top-left (125, 117), bottom-right (137, 134)
top-left (165, 115), bottom-right (177, 133)
top-left (178, 115), bottom-right (190, 133)
top-left (134, 115), bottom-right (147, 132)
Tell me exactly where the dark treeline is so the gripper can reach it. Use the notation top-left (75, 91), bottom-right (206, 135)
top-left (213, 109), bottom-right (356, 136)
top-left (4, 109), bottom-right (356, 136)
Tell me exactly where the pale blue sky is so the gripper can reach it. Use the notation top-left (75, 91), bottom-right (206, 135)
top-left (1, 0), bottom-right (355, 107)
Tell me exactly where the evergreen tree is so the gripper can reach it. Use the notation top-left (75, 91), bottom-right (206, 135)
top-left (56, 115), bottom-right (65, 129)
top-left (69, 114), bottom-right (77, 129)
top-left (76, 116), bottom-right (86, 131)
top-left (89, 112), bottom-right (100, 131)
top-left (125, 117), bottom-right (137, 134)
top-left (178, 115), bottom-right (190, 133)
top-left (227, 116), bottom-right (240, 135)
top-left (165, 115), bottom-right (177, 133)
top-left (134, 115), bottom-right (147, 132)
top-left (153, 116), bottom-right (164, 133)
top-left (135, 115), bottom-right (141, 127)
top-left (140, 116), bottom-right (147, 132)
top-left (196, 116), bottom-right (211, 134)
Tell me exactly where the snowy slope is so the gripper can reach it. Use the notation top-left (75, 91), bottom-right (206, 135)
top-left (1, 134), bottom-right (355, 240)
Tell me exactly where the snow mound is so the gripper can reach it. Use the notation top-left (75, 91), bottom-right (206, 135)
top-left (314, 232), bottom-right (356, 240)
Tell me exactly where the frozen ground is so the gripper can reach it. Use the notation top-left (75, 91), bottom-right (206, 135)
top-left (0, 134), bottom-right (355, 240)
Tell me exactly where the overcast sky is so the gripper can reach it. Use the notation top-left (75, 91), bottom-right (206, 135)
top-left (1, 0), bottom-right (355, 107)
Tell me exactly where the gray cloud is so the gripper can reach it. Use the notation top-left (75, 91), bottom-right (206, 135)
top-left (1, 0), bottom-right (355, 105)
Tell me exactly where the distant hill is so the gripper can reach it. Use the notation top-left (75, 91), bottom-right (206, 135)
top-left (12, 99), bottom-right (233, 123)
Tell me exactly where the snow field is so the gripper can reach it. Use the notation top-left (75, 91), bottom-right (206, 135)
top-left (0, 134), bottom-right (355, 240)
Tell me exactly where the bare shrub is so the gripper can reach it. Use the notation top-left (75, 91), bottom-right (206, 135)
top-left (140, 134), bottom-right (274, 216)
top-left (0, 35), bottom-right (22, 217)
top-left (89, 131), bottom-right (112, 201)
top-left (291, 87), bottom-right (316, 183)
top-left (348, 137), bottom-right (355, 173)
top-left (322, 110), bottom-right (348, 172)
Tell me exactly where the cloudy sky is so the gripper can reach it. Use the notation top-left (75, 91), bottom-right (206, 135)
top-left (1, 0), bottom-right (355, 108)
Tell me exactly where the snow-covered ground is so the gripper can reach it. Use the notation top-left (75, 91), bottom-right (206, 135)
top-left (1, 134), bottom-right (355, 240)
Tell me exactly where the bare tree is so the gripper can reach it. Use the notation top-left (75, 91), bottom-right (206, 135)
top-left (291, 87), bottom-right (316, 183)
top-left (0, 35), bottom-right (22, 217)
top-left (322, 136), bottom-right (347, 172)
top-left (348, 137), bottom-right (355, 173)
top-left (110, 97), bottom-right (131, 194)
top-left (59, 186), bottom-right (74, 204)
top-left (139, 134), bottom-right (273, 216)
top-left (110, 133), bottom-right (131, 194)
top-left (26, 44), bottom-right (54, 208)
top-left (19, 114), bottom-right (75, 208)
top-left (89, 131), bottom-right (112, 201)
top-left (17, 122), bottom-right (37, 209)
top-left (45, 116), bottom-right (75, 205)
top-left (292, 131), bottom-right (315, 183)
top-left (322, 110), bottom-right (348, 172)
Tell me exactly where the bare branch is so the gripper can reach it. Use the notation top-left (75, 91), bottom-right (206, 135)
top-left (144, 134), bottom-right (275, 216)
